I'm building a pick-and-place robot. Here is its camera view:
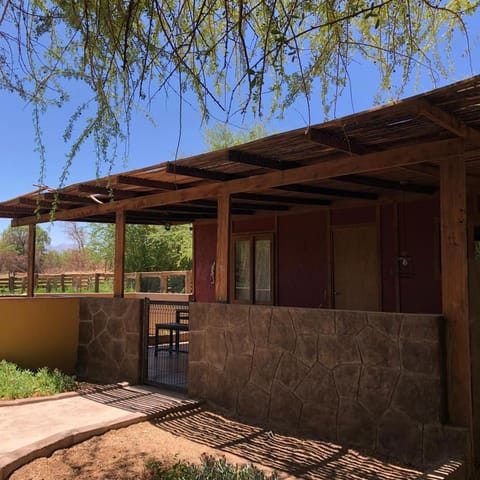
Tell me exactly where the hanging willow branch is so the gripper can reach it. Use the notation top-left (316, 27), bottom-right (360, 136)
top-left (0, 0), bottom-right (477, 181)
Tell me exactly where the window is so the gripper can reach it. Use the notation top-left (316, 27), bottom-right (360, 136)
top-left (232, 234), bottom-right (273, 304)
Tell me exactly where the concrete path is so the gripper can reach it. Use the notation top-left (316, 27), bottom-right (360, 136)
top-left (0, 384), bottom-right (201, 480)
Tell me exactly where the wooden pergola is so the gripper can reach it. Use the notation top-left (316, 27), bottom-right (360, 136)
top-left (1, 75), bottom-right (480, 441)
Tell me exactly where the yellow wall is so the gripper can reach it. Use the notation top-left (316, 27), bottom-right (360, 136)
top-left (0, 297), bottom-right (80, 374)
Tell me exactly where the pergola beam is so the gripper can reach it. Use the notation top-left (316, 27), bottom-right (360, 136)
top-left (228, 149), bottom-right (301, 170)
top-left (115, 174), bottom-right (180, 190)
top-left (42, 193), bottom-right (94, 204)
top-left (308, 129), bottom-right (370, 154)
top-left (11, 138), bottom-right (463, 227)
top-left (78, 184), bottom-right (148, 199)
top-left (166, 163), bottom-right (243, 181)
top-left (169, 159), bottom-right (379, 200)
top-left (232, 193), bottom-right (331, 205)
top-left (277, 184), bottom-right (378, 200)
top-left (413, 98), bottom-right (480, 144)
top-left (338, 174), bottom-right (438, 194)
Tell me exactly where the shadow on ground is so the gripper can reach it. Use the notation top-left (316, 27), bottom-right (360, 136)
top-left (151, 406), bottom-right (422, 480)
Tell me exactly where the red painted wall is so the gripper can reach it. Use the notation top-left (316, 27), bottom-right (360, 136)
top-left (193, 199), bottom-right (442, 313)
top-left (193, 223), bottom-right (217, 303)
top-left (233, 217), bottom-right (275, 233)
top-left (331, 206), bottom-right (376, 225)
top-left (381, 204), bottom-right (397, 312)
top-left (398, 199), bottom-right (441, 313)
top-left (277, 211), bottom-right (329, 308)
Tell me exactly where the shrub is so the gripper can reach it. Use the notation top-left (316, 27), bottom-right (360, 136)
top-left (144, 454), bottom-right (278, 480)
top-left (0, 360), bottom-right (76, 400)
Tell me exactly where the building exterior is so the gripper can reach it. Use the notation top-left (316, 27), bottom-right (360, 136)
top-left (1, 75), bottom-right (480, 475)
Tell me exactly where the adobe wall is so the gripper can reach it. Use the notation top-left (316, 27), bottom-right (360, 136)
top-left (189, 303), bottom-right (465, 468)
top-left (76, 297), bottom-right (144, 384)
top-left (0, 297), bottom-right (79, 374)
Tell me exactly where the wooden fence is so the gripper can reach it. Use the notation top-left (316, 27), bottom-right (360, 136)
top-left (0, 270), bottom-right (193, 295)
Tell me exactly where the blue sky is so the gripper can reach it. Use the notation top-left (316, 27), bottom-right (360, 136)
top-left (0, 17), bottom-right (478, 247)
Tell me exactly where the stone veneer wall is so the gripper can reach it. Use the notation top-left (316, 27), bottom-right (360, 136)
top-left (189, 303), bottom-right (466, 468)
top-left (76, 297), bottom-right (144, 384)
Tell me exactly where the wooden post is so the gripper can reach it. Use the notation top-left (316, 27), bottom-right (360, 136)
top-left (185, 270), bottom-right (192, 294)
top-left (440, 153), bottom-right (473, 433)
top-left (94, 273), bottom-right (100, 293)
top-left (113, 210), bottom-right (126, 298)
top-left (160, 273), bottom-right (168, 293)
top-left (135, 272), bottom-right (142, 292)
top-left (26, 224), bottom-right (36, 297)
top-left (215, 194), bottom-right (231, 302)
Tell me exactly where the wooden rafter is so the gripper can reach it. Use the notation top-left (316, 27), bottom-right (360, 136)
top-left (166, 163), bottom-right (243, 181)
top-left (412, 98), bottom-right (480, 144)
top-left (338, 174), bottom-right (438, 194)
top-left (308, 126), bottom-right (443, 194)
top-left (78, 184), bottom-right (148, 198)
top-left (277, 184), bottom-right (378, 200)
top-left (169, 158), bottom-right (377, 200)
top-left (308, 128), bottom-right (370, 154)
top-left (400, 164), bottom-right (440, 178)
top-left (145, 204), bottom-right (255, 216)
top-left (43, 193), bottom-right (93, 204)
top-left (232, 193), bottom-right (331, 205)
top-left (115, 174), bottom-right (180, 190)
top-left (192, 199), bottom-right (290, 211)
top-left (228, 149), bottom-right (300, 170)
top-left (11, 138), bottom-right (463, 227)
top-left (0, 205), bottom-right (48, 215)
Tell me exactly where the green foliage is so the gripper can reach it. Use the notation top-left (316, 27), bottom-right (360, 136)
top-left (0, 226), bottom-right (51, 273)
top-left (0, 1), bottom-right (477, 179)
top-left (87, 223), bottom-right (192, 273)
top-left (144, 454), bottom-right (278, 480)
top-left (0, 226), bottom-right (50, 256)
top-left (0, 360), bottom-right (76, 400)
top-left (204, 123), bottom-right (270, 150)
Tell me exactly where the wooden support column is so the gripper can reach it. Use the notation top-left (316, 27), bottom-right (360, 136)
top-left (26, 224), bottom-right (36, 297)
top-left (215, 194), bottom-right (231, 302)
top-left (113, 210), bottom-right (126, 298)
top-left (440, 152), bottom-right (473, 432)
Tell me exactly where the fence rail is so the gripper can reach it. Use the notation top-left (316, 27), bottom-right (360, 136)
top-left (0, 270), bottom-right (193, 295)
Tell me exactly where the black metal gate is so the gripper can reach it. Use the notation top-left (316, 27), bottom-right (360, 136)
top-left (143, 299), bottom-right (190, 392)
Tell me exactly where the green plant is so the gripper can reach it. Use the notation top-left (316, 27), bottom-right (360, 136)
top-left (0, 360), bottom-right (76, 400)
top-left (144, 454), bottom-right (278, 480)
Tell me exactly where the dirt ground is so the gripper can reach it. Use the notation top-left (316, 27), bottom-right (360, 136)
top-left (9, 405), bottom-right (423, 480)
top-left (9, 420), bottom-right (280, 480)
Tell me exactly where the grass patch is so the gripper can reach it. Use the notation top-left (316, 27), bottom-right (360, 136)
top-left (144, 454), bottom-right (278, 479)
top-left (0, 360), bottom-right (77, 400)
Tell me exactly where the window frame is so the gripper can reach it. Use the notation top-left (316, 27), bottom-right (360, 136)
top-left (230, 232), bottom-right (274, 305)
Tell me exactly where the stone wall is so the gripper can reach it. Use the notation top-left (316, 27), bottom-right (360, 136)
top-left (76, 297), bottom-right (144, 384)
top-left (189, 303), bottom-right (466, 468)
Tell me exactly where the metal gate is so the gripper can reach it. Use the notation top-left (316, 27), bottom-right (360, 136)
top-left (143, 299), bottom-right (190, 392)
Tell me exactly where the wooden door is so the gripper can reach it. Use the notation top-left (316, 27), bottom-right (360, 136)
top-left (332, 224), bottom-right (380, 311)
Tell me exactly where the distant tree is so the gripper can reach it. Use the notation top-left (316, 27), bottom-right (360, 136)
top-left (0, 226), bottom-right (51, 273)
top-left (86, 223), bottom-right (192, 273)
top-left (64, 223), bottom-right (87, 251)
top-left (203, 123), bottom-right (269, 150)
top-left (62, 222), bottom-right (92, 271)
